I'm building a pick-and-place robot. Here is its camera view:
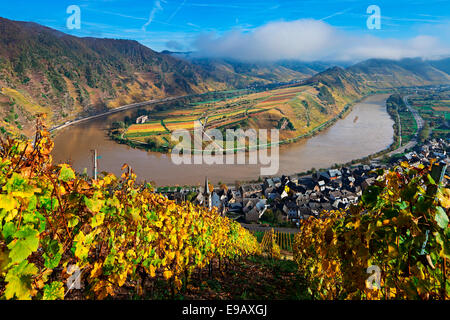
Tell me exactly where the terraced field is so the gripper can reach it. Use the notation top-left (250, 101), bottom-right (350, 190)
top-left (118, 82), bottom-right (354, 151)
top-left (127, 121), bottom-right (166, 134)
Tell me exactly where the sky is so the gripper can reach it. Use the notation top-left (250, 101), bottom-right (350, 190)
top-left (1, 0), bottom-right (450, 62)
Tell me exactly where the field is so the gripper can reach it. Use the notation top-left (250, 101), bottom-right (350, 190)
top-left (127, 121), bottom-right (166, 134)
top-left (116, 82), bottom-right (352, 151)
top-left (409, 90), bottom-right (450, 140)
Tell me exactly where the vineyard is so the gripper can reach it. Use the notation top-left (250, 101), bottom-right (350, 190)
top-left (293, 162), bottom-right (449, 299)
top-left (0, 118), bottom-right (260, 300)
top-left (0, 119), bottom-right (449, 300)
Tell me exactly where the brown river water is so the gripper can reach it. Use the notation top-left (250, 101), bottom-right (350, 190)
top-left (52, 94), bottom-right (394, 186)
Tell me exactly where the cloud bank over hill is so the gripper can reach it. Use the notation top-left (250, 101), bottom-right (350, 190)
top-left (193, 19), bottom-right (450, 62)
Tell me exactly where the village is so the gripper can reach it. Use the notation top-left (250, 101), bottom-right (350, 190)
top-left (157, 137), bottom-right (449, 229)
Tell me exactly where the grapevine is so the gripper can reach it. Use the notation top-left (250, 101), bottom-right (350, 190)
top-left (293, 162), bottom-right (449, 299)
top-left (0, 118), bottom-right (260, 300)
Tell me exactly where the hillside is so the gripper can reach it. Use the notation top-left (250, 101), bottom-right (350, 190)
top-left (0, 17), bottom-right (450, 138)
top-left (0, 128), bottom-right (448, 300)
top-left (347, 58), bottom-right (450, 88)
top-left (429, 58), bottom-right (450, 75)
top-left (0, 17), bottom-right (267, 136)
top-left (167, 55), bottom-right (333, 82)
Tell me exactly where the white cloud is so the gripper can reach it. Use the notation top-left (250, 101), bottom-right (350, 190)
top-left (192, 19), bottom-right (450, 62)
top-left (166, 40), bottom-right (184, 51)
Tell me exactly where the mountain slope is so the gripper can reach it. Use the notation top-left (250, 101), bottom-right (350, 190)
top-left (0, 17), bottom-right (264, 135)
top-left (429, 58), bottom-right (450, 75)
top-left (347, 58), bottom-right (450, 88)
top-left (0, 17), bottom-right (449, 137)
top-left (162, 53), bottom-right (334, 82)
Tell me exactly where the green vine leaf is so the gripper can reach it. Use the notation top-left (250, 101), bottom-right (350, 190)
top-left (43, 281), bottom-right (65, 300)
top-left (58, 164), bottom-right (75, 182)
top-left (435, 206), bottom-right (449, 229)
top-left (4, 260), bottom-right (38, 300)
top-left (7, 225), bottom-right (40, 264)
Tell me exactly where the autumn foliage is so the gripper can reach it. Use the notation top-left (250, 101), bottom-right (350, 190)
top-left (0, 120), bottom-right (259, 300)
top-left (294, 162), bottom-right (449, 299)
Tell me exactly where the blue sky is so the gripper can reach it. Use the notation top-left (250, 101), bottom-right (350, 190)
top-left (1, 0), bottom-right (449, 61)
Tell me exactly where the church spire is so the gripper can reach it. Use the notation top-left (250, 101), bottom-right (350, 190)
top-left (204, 176), bottom-right (211, 195)
top-left (204, 176), bottom-right (212, 210)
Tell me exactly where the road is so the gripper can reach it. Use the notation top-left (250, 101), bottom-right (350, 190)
top-left (384, 95), bottom-right (424, 157)
top-left (49, 95), bottom-right (188, 132)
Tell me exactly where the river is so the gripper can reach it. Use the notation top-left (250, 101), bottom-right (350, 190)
top-left (52, 94), bottom-right (394, 186)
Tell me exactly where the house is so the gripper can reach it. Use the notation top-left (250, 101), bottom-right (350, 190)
top-left (287, 181), bottom-right (306, 193)
top-left (267, 192), bottom-right (281, 201)
top-left (245, 199), bottom-right (268, 222)
top-left (298, 177), bottom-right (315, 190)
top-left (264, 186), bottom-right (275, 198)
top-left (136, 115), bottom-right (149, 124)
top-left (308, 202), bottom-right (322, 216)
top-left (272, 177), bottom-right (282, 187)
top-left (328, 169), bottom-right (342, 180)
top-left (264, 178), bottom-right (275, 189)
top-left (314, 171), bottom-right (331, 183)
top-left (296, 194), bottom-right (309, 206)
top-left (403, 152), bottom-right (418, 162)
top-left (243, 198), bottom-right (258, 213)
top-left (315, 180), bottom-right (326, 192)
top-left (362, 177), bottom-right (376, 190)
top-left (332, 199), bottom-right (347, 210)
top-left (320, 203), bottom-right (333, 212)
top-left (289, 175), bottom-right (299, 184)
top-left (329, 190), bottom-right (342, 202)
top-left (211, 192), bottom-right (221, 209)
top-left (245, 209), bottom-right (260, 222)
top-left (240, 184), bottom-right (262, 198)
top-left (281, 175), bottom-right (290, 185)
top-left (309, 192), bottom-right (322, 202)
top-left (345, 176), bottom-right (356, 187)
top-left (227, 202), bottom-right (243, 214)
top-left (330, 179), bottom-right (343, 189)
top-left (229, 189), bottom-right (242, 202)
top-left (283, 201), bottom-right (299, 218)
top-left (299, 206), bottom-right (313, 219)
top-left (347, 195), bottom-right (358, 204)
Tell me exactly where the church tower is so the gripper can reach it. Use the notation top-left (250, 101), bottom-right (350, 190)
top-left (204, 176), bottom-right (212, 210)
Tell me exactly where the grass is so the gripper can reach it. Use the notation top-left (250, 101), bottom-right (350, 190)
top-left (155, 256), bottom-right (308, 300)
top-left (398, 108), bottom-right (417, 145)
top-left (65, 254), bottom-right (310, 300)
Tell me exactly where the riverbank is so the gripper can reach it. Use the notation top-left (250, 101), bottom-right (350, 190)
top-left (108, 93), bottom-right (369, 155)
top-left (52, 93), bottom-right (394, 186)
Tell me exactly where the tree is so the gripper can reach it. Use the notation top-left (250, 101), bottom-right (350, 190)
top-left (418, 121), bottom-right (430, 143)
top-left (145, 138), bottom-right (157, 149)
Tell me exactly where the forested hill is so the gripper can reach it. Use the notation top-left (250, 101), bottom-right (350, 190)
top-left (0, 17), bottom-right (265, 135)
top-left (306, 58), bottom-right (450, 94)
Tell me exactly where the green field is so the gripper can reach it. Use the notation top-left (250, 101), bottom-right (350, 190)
top-left (409, 90), bottom-right (450, 141)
